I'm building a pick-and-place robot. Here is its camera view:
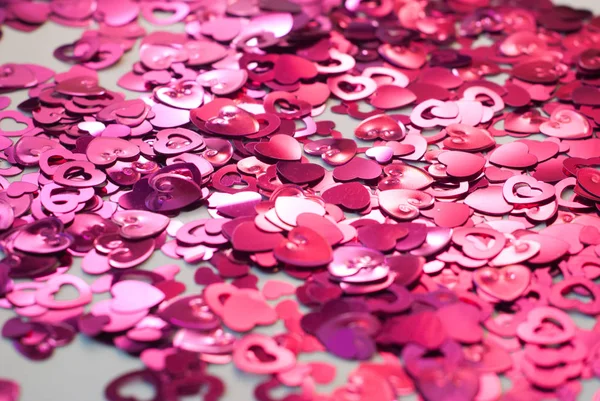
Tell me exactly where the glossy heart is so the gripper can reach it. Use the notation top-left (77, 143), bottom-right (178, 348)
top-left (322, 182), bottom-right (371, 211)
top-left (276, 161), bottom-right (325, 184)
top-left (111, 210), bottom-right (169, 240)
top-left (411, 99), bottom-right (461, 128)
top-left (464, 186), bottom-right (513, 215)
top-left (504, 110), bottom-right (547, 133)
top-left (233, 334), bottom-right (296, 374)
top-left (474, 265), bottom-right (531, 302)
top-left (452, 227), bottom-right (506, 260)
top-left (35, 274), bottom-right (93, 309)
top-left (437, 151), bottom-right (485, 178)
top-left (354, 114), bottom-right (406, 141)
top-left (327, 74), bottom-right (377, 101)
top-left (145, 173), bottom-right (203, 212)
top-left (369, 85), bottom-right (416, 109)
top-left (154, 80), bottom-right (204, 109)
top-left (333, 157), bottom-right (382, 181)
top-left (517, 307), bottom-right (575, 345)
top-left (490, 239), bottom-right (541, 266)
top-left (13, 218), bottom-right (73, 254)
top-left (540, 109), bottom-right (592, 139)
top-left (273, 226), bottom-right (333, 267)
top-left (86, 137), bottom-right (140, 166)
top-left (577, 167), bottom-right (600, 198)
top-left (489, 142), bottom-right (538, 169)
top-left (357, 224), bottom-right (408, 252)
top-left (365, 146), bottom-right (394, 163)
top-left (379, 189), bottom-right (434, 221)
top-left (111, 280), bottom-right (165, 313)
top-left (197, 69), bottom-right (248, 96)
top-left (443, 124), bottom-right (495, 152)
top-left (222, 291), bottom-right (277, 331)
top-left (502, 175), bottom-right (555, 206)
top-left (273, 54), bottom-right (317, 85)
top-left (204, 105), bottom-right (260, 136)
top-left (420, 201), bottom-right (471, 228)
top-left (255, 135), bottom-right (301, 161)
top-left (231, 221), bottom-right (284, 252)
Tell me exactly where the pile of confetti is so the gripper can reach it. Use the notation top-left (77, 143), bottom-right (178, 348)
top-left (1, 0), bottom-right (600, 400)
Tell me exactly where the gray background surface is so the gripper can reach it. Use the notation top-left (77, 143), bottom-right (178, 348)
top-left (0, 1), bottom-right (599, 400)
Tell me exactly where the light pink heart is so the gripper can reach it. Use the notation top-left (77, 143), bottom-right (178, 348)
top-left (262, 280), bottom-right (296, 300)
top-left (365, 146), bottom-right (394, 163)
top-left (111, 280), bottom-right (165, 313)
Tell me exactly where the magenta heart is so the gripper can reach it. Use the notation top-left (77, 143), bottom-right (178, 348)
top-left (328, 74), bottom-right (377, 101)
top-left (197, 69), bottom-right (248, 95)
top-left (296, 213), bottom-right (344, 246)
top-left (489, 142), bottom-right (538, 169)
top-left (154, 81), bottom-right (204, 110)
top-left (385, 141), bottom-right (416, 157)
top-left (149, 104), bottom-right (190, 128)
top-left (516, 139), bottom-right (559, 162)
top-left (357, 224), bottom-right (408, 252)
top-left (273, 54), bottom-right (318, 85)
top-left (430, 101), bottom-right (459, 118)
top-left (572, 85), bottom-right (600, 106)
top-left (141, 2), bottom-right (190, 25)
top-left (233, 334), bottom-right (296, 374)
top-left (577, 168), bottom-right (600, 198)
top-left (502, 175), bottom-right (555, 205)
top-left (474, 265), bottom-right (531, 301)
top-left (145, 174), bottom-right (203, 212)
top-left (222, 292), bottom-right (277, 331)
top-left (419, 67), bottom-right (463, 89)
top-left (194, 267), bottom-right (224, 286)
top-left (1, 317), bottom-right (33, 339)
top-left (254, 135), bottom-right (302, 161)
top-left (322, 182), bottom-right (371, 211)
top-left (443, 124), bottom-right (495, 152)
top-left (204, 105), bottom-right (259, 136)
top-left (539, 109), bottom-right (591, 139)
top-left (13, 218), bottom-right (72, 254)
top-left (436, 303), bottom-right (483, 343)
top-left (332, 157), bottom-right (382, 181)
top-left (485, 166), bottom-right (515, 182)
top-left (231, 221), bottom-right (284, 252)
top-left (185, 40), bottom-right (228, 66)
top-left (580, 225), bottom-right (600, 245)
top-left (378, 311), bottom-right (446, 349)
top-left (0, 64), bottom-right (37, 88)
top-left (502, 83), bottom-right (531, 107)
top-left (437, 151), bottom-right (485, 178)
top-left (369, 85), bottom-right (416, 110)
top-left (420, 201), bottom-right (472, 228)
top-left (464, 186), bottom-right (513, 215)
top-left (276, 161), bottom-right (325, 184)
top-left (78, 314), bottom-right (110, 336)
top-left (201, 17), bottom-right (242, 41)
top-left (95, 0), bottom-right (139, 26)
top-left (365, 146), bottom-right (394, 163)
top-left (504, 110), bottom-right (547, 134)
top-left (273, 227), bottom-right (333, 267)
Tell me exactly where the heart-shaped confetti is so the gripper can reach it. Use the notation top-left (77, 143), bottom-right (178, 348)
top-left (1, 2), bottom-right (600, 401)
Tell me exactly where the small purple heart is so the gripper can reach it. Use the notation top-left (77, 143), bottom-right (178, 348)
top-left (78, 314), bottom-right (110, 336)
top-left (194, 267), bottom-right (224, 286)
top-left (2, 317), bottom-right (33, 339)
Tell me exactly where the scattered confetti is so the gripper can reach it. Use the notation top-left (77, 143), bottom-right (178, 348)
top-left (1, 1), bottom-right (600, 401)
